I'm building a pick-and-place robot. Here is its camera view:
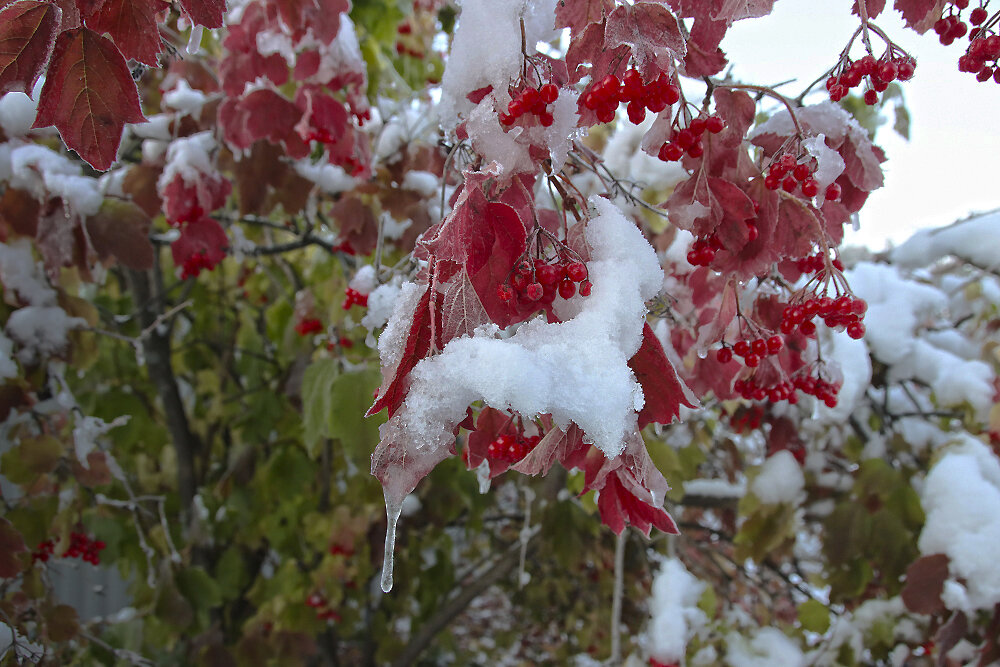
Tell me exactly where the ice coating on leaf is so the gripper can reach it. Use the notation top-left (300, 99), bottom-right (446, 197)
top-left (645, 557), bottom-right (707, 664)
top-left (438, 0), bottom-right (558, 125)
top-left (849, 262), bottom-right (994, 419)
top-left (918, 435), bottom-right (1000, 612)
top-left (751, 451), bottom-right (805, 505)
top-left (890, 210), bottom-right (1000, 271)
top-left (372, 197), bottom-right (662, 507)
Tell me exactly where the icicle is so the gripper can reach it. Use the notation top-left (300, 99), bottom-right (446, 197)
top-left (186, 26), bottom-right (204, 55)
top-left (475, 458), bottom-right (491, 494)
top-left (380, 492), bottom-right (404, 593)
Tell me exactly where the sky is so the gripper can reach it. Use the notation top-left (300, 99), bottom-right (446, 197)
top-left (723, 0), bottom-right (1000, 250)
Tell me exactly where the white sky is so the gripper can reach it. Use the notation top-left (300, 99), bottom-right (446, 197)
top-left (724, 0), bottom-right (1000, 249)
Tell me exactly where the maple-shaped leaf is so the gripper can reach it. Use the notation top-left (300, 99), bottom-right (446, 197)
top-left (555, 0), bottom-right (615, 38)
top-left (160, 170), bottom-right (232, 226)
top-left (438, 268), bottom-right (490, 345)
top-left (894, 0), bottom-right (944, 33)
top-left (712, 0), bottom-right (775, 22)
top-left (219, 2), bottom-right (288, 95)
top-left (32, 28), bottom-right (145, 171)
top-left (628, 322), bottom-right (698, 429)
top-left (605, 2), bottom-right (685, 78)
top-left (0, 518), bottom-right (28, 577)
top-left (513, 421), bottom-right (588, 476)
top-left (0, 0), bottom-right (62, 94)
top-left (330, 195), bottom-right (378, 256)
top-left (853, 0), bottom-right (886, 18)
top-left (85, 199), bottom-right (154, 270)
top-left (598, 468), bottom-right (679, 536)
top-left (177, 0), bottom-right (225, 28)
top-left (218, 90), bottom-right (309, 159)
top-left (682, 14), bottom-right (729, 76)
top-left (463, 406), bottom-right (522, 477)
top-left (85, 0), bottom-right (168, 66)
top-left (272, 0), bottom-right (348, 43)
top-left (170, 217), bottom-right (228, 279)
top-left (565, 19), bottom-right (630, 85)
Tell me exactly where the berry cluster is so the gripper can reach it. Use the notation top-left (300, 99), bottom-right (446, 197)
top-left (295, 317), bottom-right (323, 336)
top-left (717, 335), bottom-right (783, 369)
top-left (826, 52), bottom-right (916, 105)
top-left (780, 295), bottom-right (867, 339)
top-left (763, 152), bottom-right (841, 201)
top-left (486, 432), bottom-right (541, 464)
top-left (583, 69), bottom-right (680, 124)
top-left (500, 83), bottom-right (560, 127)
top-left (728, 404), bottom-right (765, 431)
top-left (341, 287), bottom-right (368, 310)
top-left (33, 532), bottom-right (107, 565)
top-left (793, 250), bottom-right (845, 275)
top-left (305, 593), bottom-right (342, 622)
top-left (498, 257), bottom-right (591, 305)
top-left (656, 114), bottom-right (725, 162)
top-left (734, 372), bottom-right (841, 409)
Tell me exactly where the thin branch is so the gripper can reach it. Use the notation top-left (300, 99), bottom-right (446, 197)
top-left (609, 531), bottom-right (626, 666)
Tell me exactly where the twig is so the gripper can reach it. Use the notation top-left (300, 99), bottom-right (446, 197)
top-left (609, 531), bottom-right (626, 666)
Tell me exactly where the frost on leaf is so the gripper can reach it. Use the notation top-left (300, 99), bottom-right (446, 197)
top-left (85, 0), bottom-right (169, 67)
top-left (0, 0), bottom-right (61, 95)
top-left (31, 28), bottom-right (146, 171)
top-left (555, 0), bottom-right (615, 38)
top-left (604, 2), bottom-right (686, 78)
top-left (894, 0), bottom-right (945, 33)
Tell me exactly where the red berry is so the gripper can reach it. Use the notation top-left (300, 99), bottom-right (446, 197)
top-left (801, 178), bottom-right (819, 197)
top-left (733, 340), bottom-right (750, 357)
top-left (566, 262), bottom-right (587, 282)
top-left (705, 115), bottom-right (725, 133)
top-left (578, 280), bottom-right (593, 297)
top-left (662, 84), bottom-right (680, 105)
top-left (516, 259), bottom-right (532, 275)
top-left (744, 353), bottom-right (760, 368)
top-left (877, 60), bottom-right (898, 82)
top-left (864, 89), bottom-right (879, 105)
top-left (800, 320), bottom-right (817, 336)
top-left (825, 183), bottom-right (842, 201)
top-left (597, 105), bottom-right (617, 123)
top-left (540, 83), bottom-right (559, 104)
top-left (536, 264), bottom-right (561, 285)
top-left (627, 101), bottom-right (646, 124)
top-left (660, 143), bottom-right (684, 161)
top-left (897, 59), bottom-right (916, 80)
top-left (751, 339), bottom-right (767, 356)
top-left (557, 279), bottom-right (577, 299)
top-left (717, 347), bottom-right (733, 363)
top-left (793, 163), bottom-right (811, 181)
top-left (687, 141), bottom-right (704, 158)
top-left (622, 69), bottom-right (643, 99)
top-left (689, 118), bottom-right (707, 135)
top-left (766, 335), bottom-right (783, 354)
top-left (781, 175), bottom-right (797, 192)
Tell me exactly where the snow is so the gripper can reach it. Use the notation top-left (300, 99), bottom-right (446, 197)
top-left (801, 133), bottom-right (845, 205)
top-left (158, 131), bottom-right (216, 187)
top-left (749, 101), bottom-right (867, 147)
top-left (683, 478), bottom-right (746, 498)
top-left (294, 161), bottom-right (357, 194)
top-left (401, 170), bottom-right (439, 197)
top-left (5, 306), bottom-right (87, 364)
top-left (466, 97), bottom-right (533, 176)
top-left (162, 79), bottom-right (209, 116)
top-left (543, 89), bottom-right (582, 172)
top-left (379, 198), bottom-right (660, 467)
top-left (8, 143), bottom-right (103, 216)
top-left (917, 435), bottom-right (1000, 613)
top-left (348, 265), bottom-right (377, 295)
top-left (726, 627), bottom-right (805, 666)
top-left (0, 91), bottom-right (38, 138)
top-left (438, 0), bottom-right (558, 126)
top-left (0, 331), bottom-right (16, 380)
top-left (361, 282), bottom-right (403, 333)
top-left (815, 330), bottom-right (871, 422)
top-left (0, 240), bottom-right (57, 306)
top-left (646, 557), bottom-right (707, 663)
top-left (890, 210), bottom-right (1000, 271)
top-left (751, 450), bottom-right (805, 505)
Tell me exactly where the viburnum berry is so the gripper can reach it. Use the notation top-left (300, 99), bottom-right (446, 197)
top-left (717, 347), bottom-right (733, 363)
top-left (744, 353), bottom-right (760, 368)
top-left (565, 262), bottom-right (587, 282)
top-left (705, 115), bottom-right (725, 133)
top-left (766, 335), bottom-right (783, 354)
top-left (540, 83), bottom-right (559, 104)
top-left (525, 282), bottom-right (544, 301)
top-left (342, 287), bottom-right (368, 309)
top-left (733, 340), bottom-right (750, 357)
top-left (578, 280), bottom-right (593, 296)
top-left (750, 338), bottom-right (767, 356)
top-left (825, 183), bottom-right (842, 201)
top-left (557, 279), bottom-right (577, 299)
top-left (864, 89), bottom-right (879, 105)
top-left (801, 178), bottom-right (819, 197)
top-left (497, 284), bottom-right (514, 301)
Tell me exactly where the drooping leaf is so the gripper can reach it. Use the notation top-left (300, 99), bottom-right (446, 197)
top-left (894, 0), bottom-right (944, 33)
top-left (85, 199), bottom-right (154, 270)
top-left (85, 0), bottom-right (169, 66)
top-left (0, 0), bottom-right (61, 94)
top-left (44, 604), bottom-right (79, 642)
top-left (628, 322), bottom-right (698, 429)
top-left (604, 2), bottom-right (685, 78)
top-left (554, 0), bottom-right (615, 38)
top-left (176, 0), bottom-right (226, 28)
top-left (32, 27), bottom-right (146, 171)
top-left (901, 553), bottom-right (949, 615)
top-left (170, 217), bottom-right (228, 279)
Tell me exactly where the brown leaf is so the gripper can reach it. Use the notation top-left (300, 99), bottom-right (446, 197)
top-left (901, 553), bottom-right (949, 615)
top-left (85, 199), bottom-right (154, 270)
top-left (0, 187), bottom-right (40, 238)
top-left (0, 518), bottom-right (28, 578)
top-left (45, 603), bottom-right (79, 642)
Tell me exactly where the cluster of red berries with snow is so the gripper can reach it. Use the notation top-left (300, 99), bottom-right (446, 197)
top-left (794, 250), bottom-right (845, 275)
top-left (656, 114), bottom-right (725, 162)
top-left (341, 287), bottom-right (368, 310)
top-left (764, 152), bottom-right (831, 198)
top-left (938, 0), bottom-right (1000, 83)
top-left (486, 432), bottom-right (541, 464)
top-left (780, 294), bottom-right (867, 339)
top-left (826, 52), bottom-right (916, 105)
top-left (33, 532), bottom-right (107, 565)
top-left (498, 256), bottom-right (591, 305)
top-left (500, 84), bottom-right (560, 127)
top-left (583, 69), bottom-right (680, 124)
top-left (718, 334), bottom-right (783, 369)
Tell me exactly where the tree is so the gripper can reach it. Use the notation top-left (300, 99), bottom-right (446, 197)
top-left (0, 0), bottom-right (998, 664)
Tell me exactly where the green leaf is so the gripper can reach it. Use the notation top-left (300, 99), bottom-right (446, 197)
top-left (302, 358), bottom-right (340, 456)
top-left (176, 567), bottom-right (223, 612)
top-left (1, 435), bottom-right (62, 484)
top-left (798, 599), bottom-right (830, 633)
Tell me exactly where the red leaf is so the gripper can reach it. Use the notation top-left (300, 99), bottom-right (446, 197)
top-left (219, 3), bottom-right (288, 96)
top-left (160, 170), bottom-right (231, 226)
top-left (367, 285), bottom-right (440, 419)
top-left (464, 406), bottom-right (518, 476)
top-left (901, 553), bottom-right (949, 615)
top-left (682, 15), bottom-right (728, 77)
top-left (712, 0), bottom-right (775, 22)
top-left (272, 0), bottom-right (348, 43)
top-left (177, 0), bottom-right (225, 28)
top-left (170, 217), bottom-right (228, 279)
top-left (852, 0), bottom-right (886, 18)
top-left (0, 518), bottom-right (28, 578)
top-left (32, 28), bottom-right (145, 171)
top-left (0, 0), bottom-right (61, 94)
top-left (218, 89), bottom-right (309, 159)
top-left (555, 0), bottom-right (615, 38)
top-left (893, 0), bottom-right (944, 33)
top-left (597, 471), bottom-right (679, 536)
top-left (513, 422), bottom-right (589, 476)
top-left (605, 2), bottom-right (685, 78)
top-left (85, 0), bottom-right (168, 66)
top-left (628, 323), bottom-right (698, 428)
top-left (566, 19), bottom-right (630, 86)
top-left (438, 268), bottom-right (490, 345)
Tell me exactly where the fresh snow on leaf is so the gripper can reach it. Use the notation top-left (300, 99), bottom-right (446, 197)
top-left (751, 451), bottom-right (805, 505)
top-left (890, 210), bottom-right (1000, 271)
top-left (645, 557), bottom-right (707, 663)
top-left (918, 435), bottom-right (1000, 613)
top-left (725, 627), bottom-right (806, 666)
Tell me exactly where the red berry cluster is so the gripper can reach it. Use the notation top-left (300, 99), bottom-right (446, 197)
top-left (794, 251), bottom-right (845, 275)
top-left (34, 533), bottom-right (107, 565)
top-left (498, 257), bottom-right (592, 305)
top-left (486, 432), bottom-right (541, 464)
top-left (934, 1), bottom-right (988, 47)
top-left (718, 335), bottom-right (783, 369)
top-left (656, 114), bottom-right (725, 162)
top-left (764, 152), bottom-right (839, 200)
top-left (780, 295), bottom-right (867, 339)
top-left (341, 287), bottom-right (368, 310)
top-left (687, 210), bottom-right (759, 267)
top-left (728, 404), bottom-right (765, 431)
top-left (956, 7), bottom-right (1000, 84)
top-left (500, 84), bottom-right (560, 127)
top-left (305, 593), bottom-right (342, 621)
top-left (583, 69), bottom-right (680, 124)
top-left (826, 52), bottom-right (916, 105)
top-left (295, 317), bottom-right (323, 336)
top-left (734, 372), bottom-right (841, 408)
